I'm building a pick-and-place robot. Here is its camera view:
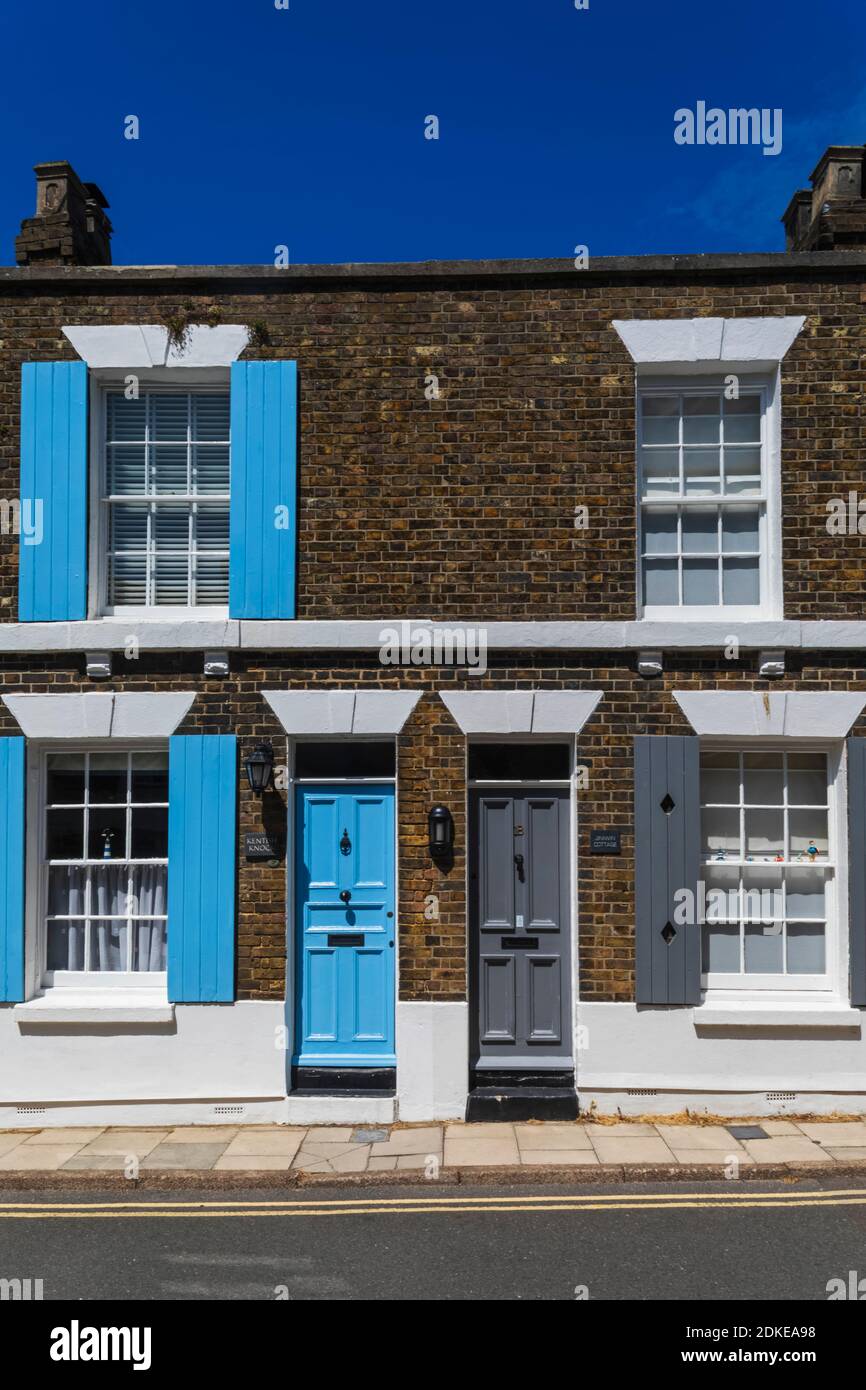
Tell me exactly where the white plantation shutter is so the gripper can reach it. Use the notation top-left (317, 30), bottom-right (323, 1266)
top-left (104, 390), bottom-right (230, 608)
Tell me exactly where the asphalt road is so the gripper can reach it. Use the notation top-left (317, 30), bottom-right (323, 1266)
top-left (1, 1178), bottom-right (866, 1302)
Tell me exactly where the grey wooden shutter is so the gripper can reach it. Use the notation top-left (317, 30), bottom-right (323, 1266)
top-left (634, 735), bottom-right (701, 1005)
top-left (847, 738), bottom-right (866, 1007)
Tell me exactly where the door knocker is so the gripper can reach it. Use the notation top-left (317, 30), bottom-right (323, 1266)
top-left (340, 828), bottom-right (351, 855)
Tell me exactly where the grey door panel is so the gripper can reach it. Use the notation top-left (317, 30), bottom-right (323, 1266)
top-left (471, 787), bottom-right (571, 1064)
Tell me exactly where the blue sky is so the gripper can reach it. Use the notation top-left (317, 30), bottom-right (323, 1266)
top-left (2, 0), bottom-right (865, 266)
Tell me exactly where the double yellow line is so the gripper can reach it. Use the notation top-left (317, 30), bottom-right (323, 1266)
top-left (1, 1188), bottom-right (864, 1220)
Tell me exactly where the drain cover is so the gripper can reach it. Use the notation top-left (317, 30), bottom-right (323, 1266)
top-left (351, 1128), bottom-right (389, 1143)
top-left (726, 1125), bottom-right (768, 1140)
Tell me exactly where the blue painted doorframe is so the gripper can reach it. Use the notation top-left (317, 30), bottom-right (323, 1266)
top-left (294, 785), bottom-right (396, 1066)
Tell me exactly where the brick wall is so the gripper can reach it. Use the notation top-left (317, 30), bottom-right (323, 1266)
top-left (3, 651), bottom-right (864, 1004)
top-left (0, 267), bottom-right (864, 621)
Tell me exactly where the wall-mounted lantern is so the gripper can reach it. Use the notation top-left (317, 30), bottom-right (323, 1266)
top-left (428, 805), bottom-right (454, 858)
top-left (245, 743), bottom-right (274, 794)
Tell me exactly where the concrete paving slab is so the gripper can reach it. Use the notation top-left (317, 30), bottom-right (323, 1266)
top-left (444, 1134), bottom-right (521, 1166)
top-left (741, 1137), bottom-right (833, 1163)
top-left (367, 1156), bottom-right (398, 1171)
top-left (213, 1154), bottom-right (296, 1172)
top-left (670, 1150), bottom-right (756, 1166)
top-left (520, 1150), bottom-right (601, 1166)
top-left (141, 1143), bottom-right (230, 1170)
top-left (590, 1136), bottom-right (676, 1164)
top-left (21, 1128), bottom-right (105, 1146)
top-left (163, 1127), bottom-right (239, 1145)
top-left (657, 1125), bottom-right (747, 1152)
top-left (581, 1123), bottom-right (660, 1138)
top-left (369, 1127), bottom-right (442, 1156)
top-left (515, 1124), bottom-right (594, 1151)
top-left (76, 1131), bottom-right (169, 1157)
top-left (0, 1134), bottom-right (31, 1158)
top-left (826, 1148), bottom-right (866, 1160)
top-left (301, 1127), bottom-right (355, 1143)
top-left (221, 1130), bottom-right (306, 1159)
top-left (796, 1122), bottom-right (866, 1147)
top-left (444, 1123), bottom-right (517, 1140)
top-left (0, 1145), bottom-right (88, 1170)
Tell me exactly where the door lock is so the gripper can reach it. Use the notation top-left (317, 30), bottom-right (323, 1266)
top-left (514, 852), bottom-right (525, 880)
top-left (339, 890), bottom-right (352, 904)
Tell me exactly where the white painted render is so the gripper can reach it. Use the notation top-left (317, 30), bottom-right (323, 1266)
top-left (440, 690), bottom-right (602, 734)
top-left (612, 316), bottom-right (806, 364)
top-left (62, 324), bottom-right (251, 368)
top-left (2, 691), bottom-right (195, 739)
top-left (263, 689), bottom-right (421, 735)
top-left (4, 618), bottom-right (866, 655)
top-left (673, 690), bottom-right (866, 738)
top-left (396, 1001), bottom-right (469, 1121)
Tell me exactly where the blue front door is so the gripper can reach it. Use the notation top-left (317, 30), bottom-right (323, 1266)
top-left (294, 785), bottom-right (395, 1066)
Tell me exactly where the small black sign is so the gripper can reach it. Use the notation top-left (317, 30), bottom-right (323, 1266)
top-left (590, 829), bottom-right (621, 855)
top-left (244, 832), bottom-right (283, 862)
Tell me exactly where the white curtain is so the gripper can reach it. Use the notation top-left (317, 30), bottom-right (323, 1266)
top-left (48, 865), bottom-right (167, 972)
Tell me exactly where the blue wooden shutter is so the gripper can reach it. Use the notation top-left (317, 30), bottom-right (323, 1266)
top-left (19, 361), bottom-right (89, 622)
top-left (634, 735), bottom-right (701, 1005)
top-left (167, 735), bottom-right (237, 1002)
top-left (848, 738), bottom-right (866, 1006)
top-left (0, 737), bottom-right (25, 1002)
top-left (229, 360), bottom-right (298, 619)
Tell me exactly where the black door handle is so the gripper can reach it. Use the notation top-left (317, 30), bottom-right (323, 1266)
top-left (339, 889), bottom-right (352, 904)
top-left (514, 852), bottom-right (525, 880)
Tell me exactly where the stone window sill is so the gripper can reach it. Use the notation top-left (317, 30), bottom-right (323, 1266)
top-left (694, 1002), bottom-right (860, 1030)
top-left (13, 991), bottom-right (175, 1026)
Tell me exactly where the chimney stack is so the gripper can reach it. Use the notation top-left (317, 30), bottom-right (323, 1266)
top-left (782, 144), bottom-right (866, 252)
top-left (15, 161), bottom-right (112, 267)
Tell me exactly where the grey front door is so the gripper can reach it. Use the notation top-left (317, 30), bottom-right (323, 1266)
top-left (470, 788), bottom-right (571, 1066)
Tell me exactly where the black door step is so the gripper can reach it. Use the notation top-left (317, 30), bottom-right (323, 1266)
top-left (465, 1086), bottom-right (579, 1123)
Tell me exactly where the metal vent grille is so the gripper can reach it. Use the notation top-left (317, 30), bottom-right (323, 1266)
top-left (627, 1088), bottom-right (658, 1097)
top-left (213, 1105), bottom-right (245, 1116)
top-left (16, 1104), bottom-right (46, 1116)
top-left (766, 1091), bottom-right (797, 1103)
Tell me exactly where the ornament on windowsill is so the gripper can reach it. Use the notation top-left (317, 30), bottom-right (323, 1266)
top-left (806, 840), bottom-right (819, 861)
top-left (774, 854), bottom-right (784, 862)
top-left (101, 828), bottom-right (116, 861)
top-left (713, 849), bottom-right (726, 861)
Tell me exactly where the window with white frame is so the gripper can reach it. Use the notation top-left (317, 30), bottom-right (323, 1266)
top-left (639, 385), bottom-right (770, 616)
top-left (102, 389), bottom-right (230, 611)
top-left (42, 750), bottom-right (168, 982)
top-left (700, 748), bottom-right (833, 990)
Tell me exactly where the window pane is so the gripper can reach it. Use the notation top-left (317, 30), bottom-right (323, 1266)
top-left (195, 505), bottom-right (230, 551)
top-left (786, 869), bottom-right (825, 919)
top-left (467, 743), bottom-right (570, 780)
top-left (193, 445), bottom-right (230, 494)
top-left (745, 808), bottom-right (783, 859)
top-left (682, 558), bottom-right (718, 605)
top-left (682, 512), bottom-right (718, 554)
top-left (193, 395), bottom-right (230, 441)
top-left (743, 752), bottom-right (783, 805)
top-left (641, 396), bottom-right (679, 445)
top-left (47, 921), bottom-right (86, 971)
top-left (89, 921), bottom-right (128, 972)
top-left (724, 447), bottom-right (761, 494)
top-left (788, 754), bottom-right (826, 806)
top-left (149, 444), bottom-right (188, 495)
top-left (704, 865), bottom-right (739, 918)
top-left (107, 445), bottom-right (146, 495)
top-left (682, 396), bottom-right (720, 445)
top-left (643, 558), bottom-right (677, 605)
top-left (723, 395), bottom-right (761, 443)
top-left (110, 503), bottom-right (148, 551)
top-left (154, 552), bottom-right (190, 606)
top-left (89, 753), bottom-right (128, 805)
top-left (107, 394), bottom-right (146, 441)
top-left (131, 807), bottom-right (169, 859)
top-left (700, 752), bottom-right (739, 805)
top-left (641, 449), bottom-right (679, 495)
top-left (294, 741), bottom-right (396, 778)
top-left (48, 865), bottom-right (87, 916)
top-left (703, 923), bottom-right (739, 972)
top-left (91, 864), bottom-right (130, 916)
top-left (88, 807), bottom-right (127, 862)
top-left (722, 558), bottom-right (759, 605)
top-left (742, 866), bottom-right (783, 923)
top-left (134, 920), bottom-right (167, 972)
top-left (131, 753), bottom-right (169, 802)
top-left (787, 924), bottom-right (825, 974)
top-left (702, 807), bottom-right (740, 858)
top-left (46, 754), bottom-right (85, 805)
top-left (110, 554), bottom-right (148, 606)
top-left (194, 556), bottom-right (230, 605)
top-left (683, 449), bottom-right (720, 495)
top-left (744, 922), bottom-right (783, 973)
top-left (46, 809), bottom-right (84, 859)
top-left (151, 394), bottom-right (189, 441)
top-left (130, 864), bottom-right (168, 917)
top-left (789, 809), bottom-right (829, 859)
top-left (643, 511), bottom-right (677, 554)
top-left (722, 509), bottom-right (760, 553)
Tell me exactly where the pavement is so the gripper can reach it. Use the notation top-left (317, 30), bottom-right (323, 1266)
top-left (2, 1179), bottom-right (866, 1302)
top-left (3, 1117), bottom-right (866, 1186)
